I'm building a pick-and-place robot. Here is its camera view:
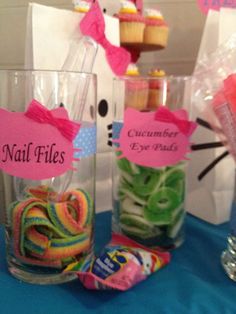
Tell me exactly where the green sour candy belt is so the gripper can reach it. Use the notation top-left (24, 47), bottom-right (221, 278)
top-left (168, 179), bottom-right (185, 202)
top-left (116, 157), bottom-right (186, 247)
top-left (116, 156), bottom-right (135, 175)
top-left (121, 198), bottom-right (144, 216)
top-left (119, 187), bottom-right (147, 206)
top-left (120, 214), bottom-right (154, 231)
top-left (144, 187), bottom-right (181, 225)
top-left (164, 167), bottom-right (185, 201)
top-left (132, 169), bottom-right (163, 197)
top-left (120, 170), bottom-right (133, 185)
top-left (165, 167), bottom-right (185, 185)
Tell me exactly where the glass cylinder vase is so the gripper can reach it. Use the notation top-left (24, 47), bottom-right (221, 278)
top-left (0, 70), bottom-right (97, 284)
top-left (112, 76), bottom-right (193, 249)
top-left (221, 170), bottom-right (236, 281)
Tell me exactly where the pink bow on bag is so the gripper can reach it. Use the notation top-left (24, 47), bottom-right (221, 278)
top-left (155, 106), bottom-right (196, 136)
top-left (134, 0), bottom-right (143, 13)
top-left (80, 1), bottom-right (131, 76)
top-left (25, 99), bottom-right (81, 142)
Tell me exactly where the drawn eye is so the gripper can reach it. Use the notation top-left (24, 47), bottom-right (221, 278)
top-left (98, 99), bottom-right (108, 117)
top-left (103, 8), bottom-right (107, 13)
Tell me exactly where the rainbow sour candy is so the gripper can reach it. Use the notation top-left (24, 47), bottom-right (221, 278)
top-left (113, 157), bottom-right (186, 248)
top-left (65, 233), bottom-right (170, 291)
top-left (9, 186), bottom-right (93, 269)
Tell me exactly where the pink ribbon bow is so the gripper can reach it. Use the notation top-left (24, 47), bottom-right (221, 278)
top-left (25, 99), bottom-right (80, 142)
top-left (155, 106), bottom-right (196, 136)
top-left (80, 1), bottom-right (131, 76)
top-left (134, 0), bottom-right (143, 13)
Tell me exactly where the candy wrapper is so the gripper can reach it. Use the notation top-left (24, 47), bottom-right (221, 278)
top-left (65, 233), bottom-right (170, 291)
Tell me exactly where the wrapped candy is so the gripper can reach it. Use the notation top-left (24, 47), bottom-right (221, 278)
top-left (65, 233), bottom-right (170, 290)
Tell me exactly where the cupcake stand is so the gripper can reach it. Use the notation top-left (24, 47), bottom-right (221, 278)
top-left (119, 0), bottom-right (167, 63)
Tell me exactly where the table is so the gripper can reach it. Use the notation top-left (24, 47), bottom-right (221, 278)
top-left (0, 211), bottom-right (235, 314)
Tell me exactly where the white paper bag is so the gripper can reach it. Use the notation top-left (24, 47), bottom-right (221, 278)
top-left (186, 9), bottom-right (235, 224)
top-left (196, 10), bottom-right (219, 61)
top-left (219, 8), bottom-right (236, 44)
top-left (24, 3), bottom-right (120, 212)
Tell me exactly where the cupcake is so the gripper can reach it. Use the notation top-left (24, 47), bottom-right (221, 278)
top-left (125, 63), bottom-right (140, 76)
top-left (115, 1), bottom-right (145, 44)
top-left (73, 0), bottom-right (91, 13)
top-left (125, 64), bottom-right (149, 110)
top-left (143, 9), bottom-right (169, 47)
top-left (147, 69), bottom-right (166, 111)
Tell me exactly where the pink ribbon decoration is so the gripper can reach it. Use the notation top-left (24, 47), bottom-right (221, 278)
top-left (155, 106), bottom-right (196, 136)
top-left (25, 99), bottom-right (80, 142)
top-left (79, 1), bottom-right (131, 76)
top-left (129, 0), bottom-right (143, 13)
top-left (134, 0), bottom-right (143, 13)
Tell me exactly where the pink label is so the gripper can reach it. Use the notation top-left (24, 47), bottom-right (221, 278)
top-left (197, 0), bottom-right (236, 15)
top-left (0, 100), bottom-right (80, 180)
top-left (115, 107), bottom-right (197, 168)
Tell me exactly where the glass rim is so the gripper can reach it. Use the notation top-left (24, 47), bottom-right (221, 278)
top-left (0, 68), bottom-right (97, 78)
top-left (113, 75), bottom-right (191, 81)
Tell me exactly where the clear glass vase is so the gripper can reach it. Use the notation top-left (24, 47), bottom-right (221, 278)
top-left (221, 175), bottom-right (236, 281)
top-left (112, 76), bottom-right (192, 249)
top-left (0, 70), bottom-right (97, 284)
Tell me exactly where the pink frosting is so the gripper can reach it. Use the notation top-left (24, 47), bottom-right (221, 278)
top-left (114, 13), bottom-right (145, 23)
top-left (126, 79), bottom-right (149, 91)
top-left (149, 80), bottom-right (163, 89)
top-left (145, 18), bottom-right (168, 27)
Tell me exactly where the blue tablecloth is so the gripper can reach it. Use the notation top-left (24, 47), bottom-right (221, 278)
top-left (0, 211), bottom-right (235, 314)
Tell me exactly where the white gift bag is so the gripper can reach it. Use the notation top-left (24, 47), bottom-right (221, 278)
top-left (219, 8), bottom-right (236, 44)
top-left (98, 0), bottom-right (120, 15)
top-left (24, 3), bottom-right (121, 212)
top-left (186, 9), bottom-right (236, 224)
top-left (196, 10), bottom-right (219, 60)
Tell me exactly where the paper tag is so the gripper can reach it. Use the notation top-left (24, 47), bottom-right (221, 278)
top-left (0, 102), bottom-right (80, 180)
top-left (114, 107), bottom-right (196, 168)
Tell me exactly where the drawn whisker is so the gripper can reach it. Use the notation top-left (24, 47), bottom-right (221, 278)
top-left (191, 141), bottom-right (224, 151)
top-left (196, 117), bottom-right (213, 130)
top-left (198, 150), bottom-right (229, 181)
top-left (196, 117), bottom-right (223, 134)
